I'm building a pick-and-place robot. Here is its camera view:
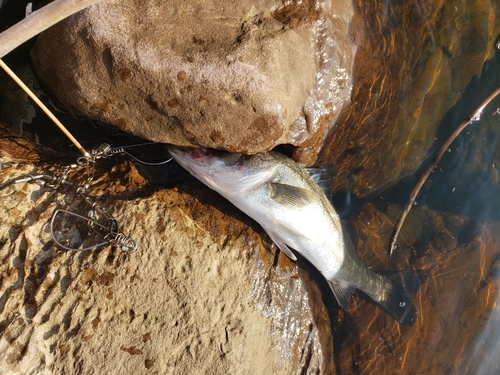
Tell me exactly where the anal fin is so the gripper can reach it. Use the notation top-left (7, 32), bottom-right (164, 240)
top-left (327, 280), bottom-right (355, 310)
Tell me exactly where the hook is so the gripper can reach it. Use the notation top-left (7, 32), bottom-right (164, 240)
top-left (50, 209), bottom-right (137, 252)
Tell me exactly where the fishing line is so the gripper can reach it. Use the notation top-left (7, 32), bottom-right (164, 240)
top-left (0, 166), bottom-right (137, 252)
top-left (87, 142), bottom-right (173, 166)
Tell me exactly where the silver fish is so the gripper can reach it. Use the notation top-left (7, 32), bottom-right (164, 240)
top-left (167, 146), bottom-right (423, 325)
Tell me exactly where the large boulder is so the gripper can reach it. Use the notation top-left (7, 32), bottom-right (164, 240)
top-left (29, 0), bottom-right (500, 192)
top-left (30, 0), bottom-right (356, 160)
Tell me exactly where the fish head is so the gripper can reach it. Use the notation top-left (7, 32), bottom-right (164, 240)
top-left (166, 145), bottom-right (277, 194)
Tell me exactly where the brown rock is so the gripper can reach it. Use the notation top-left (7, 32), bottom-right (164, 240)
top-left (30, 0), bottom-right (356, 158)
top-left (0, 135), bottom-right (334, 374)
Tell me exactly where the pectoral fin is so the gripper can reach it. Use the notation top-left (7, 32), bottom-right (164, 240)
top-left (264, 228), bottom-right (297, 261)
top-left (269, 183), bottom-right (317, 208)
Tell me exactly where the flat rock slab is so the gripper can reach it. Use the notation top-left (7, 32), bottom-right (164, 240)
top-left (0, 136), bottom-right (334, 374)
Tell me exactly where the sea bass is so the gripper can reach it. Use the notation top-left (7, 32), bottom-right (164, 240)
top-left (167, 146), bottom-right (423, 325)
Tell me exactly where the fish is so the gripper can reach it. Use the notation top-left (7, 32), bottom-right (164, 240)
top-left (167, 146), bottom-right (424, 325)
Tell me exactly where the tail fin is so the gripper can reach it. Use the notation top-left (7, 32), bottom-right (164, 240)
top-left (378, 270), bottom-right (426, 325)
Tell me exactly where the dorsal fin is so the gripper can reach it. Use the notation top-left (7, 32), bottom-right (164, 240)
top-left (304, 164), bottom-right (337, 202)
top-left (342, 220), bottom-right (359, 250)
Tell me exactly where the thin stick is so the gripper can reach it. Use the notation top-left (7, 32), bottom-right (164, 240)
top-left (389, 87), bottom-right (500, 257)
top-left (0, 0), bottom-right (102, 156)
top-left (0, 0), bottom-right (102, 59)
top-left (0, 59), bottom-right (89, 157)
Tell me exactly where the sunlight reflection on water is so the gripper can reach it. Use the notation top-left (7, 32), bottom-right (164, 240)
top-left (334, 11), bottom-right (500, 372)
top-left (462, 303), bottom-right (500, 374)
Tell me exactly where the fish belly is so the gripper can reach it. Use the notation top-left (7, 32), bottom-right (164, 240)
top-left (224, 191), bottom-right (345, 279)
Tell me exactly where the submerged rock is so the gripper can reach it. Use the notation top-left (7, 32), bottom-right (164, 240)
top-left (317, 0), bottom-right (500, 196)
top-left (334, 203), bottom-right (500, 374)
top-left (0, 135), bottom-right (334, 374)
top-left (30, 0), bottom-right (356, 160)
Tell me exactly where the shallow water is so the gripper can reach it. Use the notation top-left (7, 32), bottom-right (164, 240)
top-left (330, 7), bottom-right (500, 375)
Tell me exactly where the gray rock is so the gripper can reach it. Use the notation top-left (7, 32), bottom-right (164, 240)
top-left (30, 0), bottom-right (355, 160)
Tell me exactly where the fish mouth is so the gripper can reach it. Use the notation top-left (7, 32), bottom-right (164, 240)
top-left (175, 146), bottom-right (211, 160)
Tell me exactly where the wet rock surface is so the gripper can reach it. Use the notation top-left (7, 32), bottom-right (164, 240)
top-left (3, 128), bottom-right (500, 375)
top-left (0, 135), bottom-right (334, 374)
top-left (30, 0), bottom-right (355, 159)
